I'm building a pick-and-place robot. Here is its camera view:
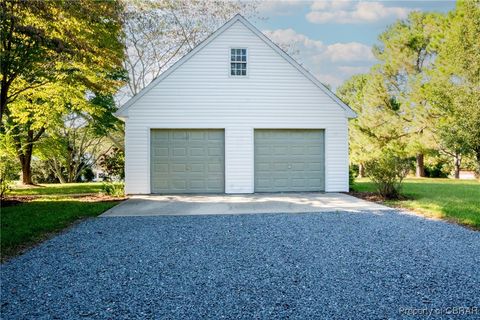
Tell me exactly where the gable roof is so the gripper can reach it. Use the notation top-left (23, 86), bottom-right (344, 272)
top-left (116, 14), bottom-right (357, 118)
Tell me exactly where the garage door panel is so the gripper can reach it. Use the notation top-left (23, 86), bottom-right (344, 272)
top-left (189, 131), bottom-right (206, 140)
top-left (273, 179), bottom-right (289, 187)
top-left (152, 147), bottom-right (169, 157)
top-left (256, 163), bottom-right (270, 171)
top-left (308, 178), bottom-right (322, 187)
top-left (151, 129), bottom-right (224, 193)
top-left (273, 162), bottom-right (289, 171)
top-left (207, 178), bottom-right (223, 188)
top-left (172, 131), bottom-right (188, 140)
top-left (153, 131), bottom-right (170, 140)
top-left (273, 146), bottom-right (289, 155)
top-left (171, 179), bottom-right (187, 190)
top-left (292, 179), bottom-right (308, 187)
top-left (307, 162), bottom-right (323, 170)
top-left (256, 178), bottom-right (271, 187)
top-left (190, 179), bottom-right (206, 189)
top-left (190, 147), bottom-right (205, 156)
top-left (291, 163), bottom-right (307, 171)
top-left (208, 163), bottom-right (223, 173)
top-left (172, 148), bottom-right (186, 156)
top-left (153, 164), bottom-right (169, 173)
top-left (255, 129), bottom-right (325, 192)
top-left (256, 147), bottom-right (270, 155)
top-left (291, 146), bottom-right (305, 155)
top-left (171, 164), bottom-right (187, 172)
top-left (208, 130), bottom-right (224, 139)
top-left (307, 146), bottom-right (323, 155)
top-left (208, 147), bottom-right (223, 156)
top-left (190, 163), bottom-right (205, 172)
top-left (150, 178), bottom-right (168, 188)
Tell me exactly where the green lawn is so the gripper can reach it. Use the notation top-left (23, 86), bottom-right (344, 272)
top-left (10, 182), bottom-right (104, 196)
top-left (1, 182), bottom-right (121, 260)
top-left (352, 178), bottom-right (480, 229)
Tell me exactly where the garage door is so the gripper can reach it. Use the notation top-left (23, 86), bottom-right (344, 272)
top-left (254, 129), bottom-right (325, 192)
top-left (150, 129), bottom-right (224, 193)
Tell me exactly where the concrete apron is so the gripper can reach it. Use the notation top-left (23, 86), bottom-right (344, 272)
top-left (101, 193), bottom-right (389, 217)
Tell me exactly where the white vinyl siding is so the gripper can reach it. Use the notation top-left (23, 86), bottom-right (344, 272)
top-left (123, 20), bottom-right (350, 194)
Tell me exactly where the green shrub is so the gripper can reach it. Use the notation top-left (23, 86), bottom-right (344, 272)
top-left (349, 166), bottom-right (356, 189)
top-left (101, 182), bottom-right (125, 197)
top-left (0, 155), bottom-right (20, 199)
top-left (99, 148), bottom-right (125, 181)
top-left (424, 162), bottom-right (449, 178)
top-left (364, 150), bottom-right (411, 199)
top-left (81, 166), bottom-right (95, 182)
top-left (0, 178), bottom-right (11, 199)
top-left (350, 164), bottom-right (359, 178)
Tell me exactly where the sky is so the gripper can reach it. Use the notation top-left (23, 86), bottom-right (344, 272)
top-left (255, 0), bottom-right (456, 89)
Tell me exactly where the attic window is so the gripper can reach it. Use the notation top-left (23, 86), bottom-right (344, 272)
top-left (230, 48), bottom-right (247, 76)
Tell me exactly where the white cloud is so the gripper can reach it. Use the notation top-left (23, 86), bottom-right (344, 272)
top-left (264, 28), bottom-right (324, 52)
top-left (311, 0), bottom-right (350, 11)
top-left (257, 0), bottom-right (305, 16)
top-left (321, 42), bottom-right (374, 62)
top-left (307, 1), bottom-right (411, 24)
top-left (263, 28), bottom-right (375, 89)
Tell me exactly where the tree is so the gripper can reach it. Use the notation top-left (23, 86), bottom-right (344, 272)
top-left (428, 0), bottom-right (480, 176)
top-left (1, 0), bottom-right (125, 184)
top-left (372, 12), bottom-right (443, 177)
top-left (98, 147), bottom-right (125, 181)
top-left (36, 113), bottom-right (113, 183)
top-left (340, 1), bottom-right (480, 181)
top-left (1, 0), bottom-right (124, 126)
top-left (336, 74), bottom-right (369, 176)
top-left (437, 123), bottom-right (472, 179)
top-left (0, 129), bottom-right (20, 198)
top-left (425, 72), bottom-right (474, 178)
top-left (337, 70), bottom-right (409, 176)
top-left (5, 82), bottom-right (72, 184)
top-left (35, 89), bottom-right (122, 183)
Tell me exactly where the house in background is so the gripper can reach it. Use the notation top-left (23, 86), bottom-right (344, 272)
top-left (116, 14), bottom-right (356, 194)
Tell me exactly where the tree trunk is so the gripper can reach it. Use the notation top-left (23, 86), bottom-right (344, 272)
top-left (358, 163), bottom-right (365, 178)
top-left (12, 127), bottom-right (45, 185)
top-left (0, 76), bottom-right (10, 127)
top-left (454, 153), bottom-right (461, 179)
top-left (107, 132), bottom-right (124, 152)
top-left (19, 151), bottom-right (33, 185)
top-left (415, 153), bottom-right (425, 177)
top-left (49, 160), bottom-right (66, 183)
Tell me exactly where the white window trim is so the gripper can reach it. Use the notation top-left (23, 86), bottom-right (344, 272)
top-left (229, 47), bottom-right (248, 77)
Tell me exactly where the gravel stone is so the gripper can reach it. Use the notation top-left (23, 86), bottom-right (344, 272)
top-left (1, 210), bottom-right (479, 319)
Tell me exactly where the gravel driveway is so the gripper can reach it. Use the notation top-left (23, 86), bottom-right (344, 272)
top-left (2, 210), bottom-right (479, 319)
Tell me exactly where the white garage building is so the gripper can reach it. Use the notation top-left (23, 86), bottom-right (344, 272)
top-left (116, 14), bottom-right (356, 194)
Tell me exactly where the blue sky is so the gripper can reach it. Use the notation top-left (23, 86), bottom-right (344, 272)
top-left (255, 0), bottom-right (456, 89)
